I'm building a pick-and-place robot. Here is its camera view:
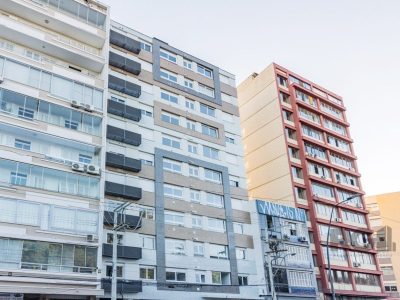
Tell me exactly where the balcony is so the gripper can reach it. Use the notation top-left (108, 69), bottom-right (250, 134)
top-left (109, 52), bottom-right (141, 75)
top-left (104, 181), bottom-right (142, 200)
top-left (106, 152), bottom-right (141, 173)
top-left (0, 10), bottom-right (105, 72)
top-left (108, 75), bottom-right (141, 98)
top-left (102, 243), bottom-right (142, 260)
top-left (107, 99), bottom-right (141, 122)
top-left (0, 0), bottom-right (107, 48)
top-left (103, 211), bottom-right (142, 228)
top-left (101, 279), bottom-right (142, 293)
top-left (106, 125), bottom-right (141, 146)
top-left (110, 30), bottom-right (141, 54)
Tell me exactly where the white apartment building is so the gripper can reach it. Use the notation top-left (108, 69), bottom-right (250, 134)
top-left (0, 0), bottom-right (109, 298)
top-left (0, 1), bottom-right (267, 299)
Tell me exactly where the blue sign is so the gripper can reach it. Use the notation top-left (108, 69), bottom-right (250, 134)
top-left (256, 200), bottom-right (306, 223)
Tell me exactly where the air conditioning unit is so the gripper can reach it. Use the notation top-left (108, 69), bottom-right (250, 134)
top-left (192, 237), bottom-right (199, 241)
top-left (71, 100), bottom-right (80, 108)
top-left (335, 218), bottom-right (342, 222)
top-left (84, 104), bottom-right (94, 112)
top-left (298, 236), bottom-right (307, 242)
top-left (283, 234), bottom-right (290, 240)
top-left (86, 234), bottom-right (97, 242)
top-left (339, 239), bottom-right (345, 244)
top-left (86, 164), bottom-right (100, 175)
top-left (321, 175), bottom-right (326, 179)
top-left (363, 243), bottom-right (370, 248)
top-left (72, 163), bottom-right (85, 172)
top-left (0, 75), bottom-right (4, 84)
top-left (356, 203), bottom-right (363, 208)
top-left (353, 262), bottom-right (361, 267)
top-left (351, 241), bottom-right (356, 246)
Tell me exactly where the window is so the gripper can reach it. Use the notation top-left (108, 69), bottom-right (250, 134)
top-left (183, 59), bottom-right (192, 69)
top-left (206, 193), bottom-right (224, 208)
top-left (140, 266), bottom-right (155, 279)
top-left (164, 184), bottom-right (183, 199)
top-left (10, 172), bottom-right (27, 186)
top-left (236, 248), bottom-right (246, 260)
top-left (197, 64), bottom-right (213, 78)
top-left (166, 239), bottom-right (185, 255)
top-left (198, 84), bottom-right (215, 97)
top-left (295, 187), bottom-right (307, 200)
top-left (192, 216), bottom-right (202, 228)
top-left (18, 107), bottom-right (34, 120)
top-left (291, 166), bottom-right (303, 179)
top-left (342, 210), bottom-right (366, 225)
top-left (324, 119), bottom-right (346, 136)
top-left (229, 176), bottom-right (239, 188)
top-left (65, 119), bottom-right (79, 130)
top-left (233, 223), bottom-right (244, 234)
top-left (162, 135), bottom-right (181, 149)
top-left (312, 182), bottom-right (334, 199)
top-left (208, 218), bottom-right (225, 232)
top-left (288, 271), bottom-right (313, 288)
top-left (290, 76), bottom-right (311, 90)
top-left (190, 189), bottom-right (201, 203)
top-left (320, 102), bottom-right (343, 119)
top-left (225, 136), bottom-right (235, 144)
top-left (160, 49), bottom-right (177, 63)
top-left (203, 146), bottom-right (219, 160)
top-left (184, 78), bottom-right (194, 89)
top-left (295, 90), bottom-right (316, 107)
top-left (298, 107), bottom-right (320, 124)
top-left (141, 159), bottom-right (153, 166)
top-left (161, 112), bottom-right (180, 126)
top-left (188, 142), bottom-right (198, 154)
top-left (106, 265), bottom-right (123, 277)
top-left (139, 206), bottom-right (154, 220)
top-left (140, 42), bottom-right (152, 52)
top-left (166, 270), bottom-right (186, 282)
top-left (141, 109), bottom-right (153, 117)
top-left (279, 91), bottom-right (290, 104)
top-left (193, 242), bottom-right (204, 257)
top-left (141, 235), bottom-right (155, 249)
top-left (315, 203), bottom-right (337, 219)
top-left (335, 171), bottom-right (358, 187)
top-left (210, 244), bottom-right (228, 259)
top-left (163, 159), bottom-right (182, 174)
top-left (165, 212), bottom-right (184, 226)
top-left (212, 271), bottom-right (230, 284)
top-left (201, 124), bottom-right (218, 138)
top-left (160, 69), bottom-right (177, 82)
top-left (79, 154), bottom-right (92, 164)
top-left (238, 275), bottom-right (248, 286)
top-left (200, 103), bottom-right (215, 117)
top-left (327, 135), bottom-right (350, 153)
top-left (106, 233), bottom-right (123, 245)
top-left (302, 125), bottom-right (323, 141)
top-left (161, 90), bottom-right (179, 104)
top-left (186, 119), bottom-right (196, 131)
top-left (185, 99), bottom-right (195, 110)
top-left (277, 75), bottom-right (287, 87)
top-left (330, 153), bottom-right (353, 169)
top-left (195, 271), bottom-right (206, 283)
top-left (189, 165), bottom-right (199, 177)
top-left (204, 169), bottom-right (222, 183)
top-left (14, 139), bottom-right (31, 151)
top-left (304, 142), bottom-right (327, 159)
top-left (308, 162), bottom-right (330, 179)
top-left (354, 273), bottom-right (380, 286)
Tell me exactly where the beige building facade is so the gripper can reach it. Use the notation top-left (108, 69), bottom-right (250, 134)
top-left (366, 192), bottom-right (400, 299)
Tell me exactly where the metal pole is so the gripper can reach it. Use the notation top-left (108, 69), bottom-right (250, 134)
top-left (326, 206), bottom-right (336, 300)
top-left (266, 251), bottom-right (277, 300)
top-left (111, 209), bottom-right (118, 300)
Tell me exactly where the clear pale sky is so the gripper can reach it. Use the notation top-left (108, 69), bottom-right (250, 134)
top-left (101, 0), bottom-right (400, 196)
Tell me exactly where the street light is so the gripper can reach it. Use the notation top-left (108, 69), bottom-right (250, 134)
top-left (266, 251), bottom-right (296, 300)
top-left (326, 193), bottom-right (363, 300)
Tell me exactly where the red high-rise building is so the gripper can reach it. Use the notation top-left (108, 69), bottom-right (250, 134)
top-left (238, 63), bottom-right (386, 299)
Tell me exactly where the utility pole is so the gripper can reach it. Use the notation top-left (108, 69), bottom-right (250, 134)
top-left (111, 201), bottom-right (131, 300)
